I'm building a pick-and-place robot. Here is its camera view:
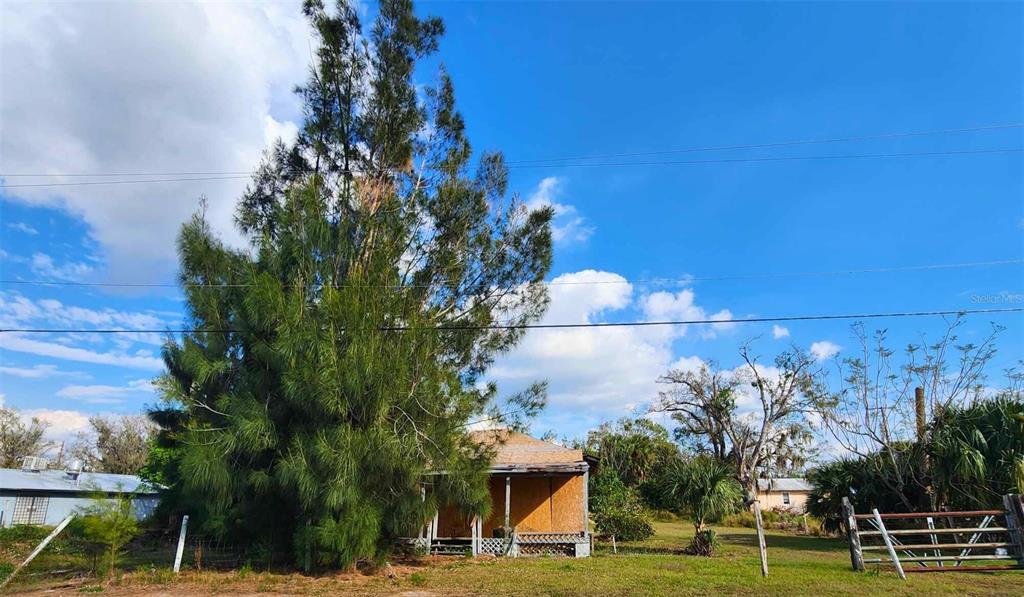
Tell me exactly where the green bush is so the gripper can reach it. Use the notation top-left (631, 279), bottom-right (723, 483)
top-left (592, 497), bottom-right (655, 542)
top-left (720, 507), bottom-right (830, 536)
top-left (0, 524), bottom-right (53, 544)
top-left (590, 469), bottom-right (655, 542)
top-left (70, 494), bottom-right (141, 577)
top-left (684, 529), bottom-right (720, 556)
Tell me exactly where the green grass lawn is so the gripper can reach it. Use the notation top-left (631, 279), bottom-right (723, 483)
top-left (5, 520), bottom-right (1023, 595)
top-left (380, 521), bottom-right (1023, 597)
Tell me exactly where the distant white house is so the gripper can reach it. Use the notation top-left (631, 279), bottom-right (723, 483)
top-left (755, 477), bottom-right (812, 512)
top-left (0, 462), bottom-right (159, 527)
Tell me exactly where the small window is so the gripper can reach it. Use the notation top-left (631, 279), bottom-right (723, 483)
top-left (12, 496), bottom-right (49, 525)
top-left (782, 492), bottom-right (791, 506)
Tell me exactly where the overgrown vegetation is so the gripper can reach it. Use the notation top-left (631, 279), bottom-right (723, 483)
top-left (819, 320), bottom-right (1010, 512)
top-left (71, 493), bottom-right (142, 577)
top-left (589, 469), bottom-right (655, 542)
top-left (808, 393), bottom-right (1024, 531)
top-left (147, 0), bottom-right (553, 571)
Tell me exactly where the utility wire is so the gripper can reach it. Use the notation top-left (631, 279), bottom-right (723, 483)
top-left (4, 122), bottom-right (1020, 177)
top-left (2, 148), bottom-right (1020, 189)
top-left (2, 258), bottom-right (1019, 290)
top-left (1, 307), bottom-right (1020, 335)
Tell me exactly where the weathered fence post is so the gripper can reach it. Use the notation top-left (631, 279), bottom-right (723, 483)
top-left (1003, 494), bottom-right (1024, 568)
top-left (872, 508), bottom-right (906, 580)
top-left (173, 514), bottom-right (190, 574)
top-left (752, 500), bottom-right (768, 577)
top-left (842, 497), bottom-right (864, 571)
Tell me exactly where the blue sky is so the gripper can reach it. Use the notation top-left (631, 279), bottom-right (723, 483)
top-left (1, 1), bottom-right (1021, 446)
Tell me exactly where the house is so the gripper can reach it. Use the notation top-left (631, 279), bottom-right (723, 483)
top-left (0, 463), bottom-right (160, 528)
top-left (756, 477), bottom-right (812, 512)
top-left (418, 430), bottom-right (591, 557)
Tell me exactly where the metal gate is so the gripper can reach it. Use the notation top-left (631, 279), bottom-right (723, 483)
top-left (842, 494), bottom-right (1024, 578)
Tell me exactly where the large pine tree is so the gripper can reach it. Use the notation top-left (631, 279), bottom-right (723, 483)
top-left (151, 0), bottom-right (552, 569)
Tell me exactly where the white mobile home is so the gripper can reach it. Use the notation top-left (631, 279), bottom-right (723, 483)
top-left (0, 465), bottom-right (159, 527)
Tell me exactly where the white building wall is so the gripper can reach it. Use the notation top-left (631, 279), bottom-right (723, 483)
top-left (0, 493), bottom-right (159, 527)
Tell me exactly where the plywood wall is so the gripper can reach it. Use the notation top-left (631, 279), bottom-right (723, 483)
top-left (479, 473), bottom-right (586, 536)
top-left (436, 502), bottom-right (472, 538)
top-left (550, 474), bottom-right (586, 532)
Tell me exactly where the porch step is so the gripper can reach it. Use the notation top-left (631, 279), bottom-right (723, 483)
top-left (430, 543), bottom-right (471, 556)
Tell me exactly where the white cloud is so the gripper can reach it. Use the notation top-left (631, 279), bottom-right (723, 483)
top-left (0, 1), bottom-right (312, 281)
top-left (7, 222), bottom-right (38, 235)
top-left (55, 379), bottom-right (154, 404)
top-left (526, 177), bottom-right (594, 245)
top-left (641, 289), bottom-right (736, 339)
top-left (810, 340), bottom-right (841, 362)
top-left (0, 292), bottom-right (170, 343)
top-left (0, 334), bottom-right (164, 370)
top-left (0, 364), bottom-right (83, 379)
top-left (22, 408), bottom-right (92, 445)
top-left (30, 253), bottom-right (94, 281)
top-left (772, 325), bottom-right (790, 339)
top-left (490, 270), bottom-right (730, 433)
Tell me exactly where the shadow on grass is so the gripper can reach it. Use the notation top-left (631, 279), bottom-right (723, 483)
top-left (716, 531), bottom-right (845, 554)
top-left (595, 545), bottom-right (688, 556)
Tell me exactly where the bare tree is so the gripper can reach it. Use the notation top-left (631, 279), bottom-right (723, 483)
top-left (0, 406), bottom-right (52, 468)
top-left (69, 415), bottom-right (156, 475)
top-left (653, 345), bottom-right (828, 498)
top-left (820, 318), bottom-right (1001, 511)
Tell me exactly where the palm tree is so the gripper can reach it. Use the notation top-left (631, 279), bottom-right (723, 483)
top-left (658, 456), bottom-right (742, 555)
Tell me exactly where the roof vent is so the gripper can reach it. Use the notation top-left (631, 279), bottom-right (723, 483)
top-left (20, 456), bottom-right (48, 472)
top-left (65, 460), bottom-right (84, 481)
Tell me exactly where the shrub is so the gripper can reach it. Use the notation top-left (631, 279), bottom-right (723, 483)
top-left (0, 562), bottom-right (14, 584)
top-left (592, 497), bottom-right (655, 542)
top-left (720, 507), bottom-right (831, 536)
top-left (684, 529), bottom-right (720, 557)
top-left (0, 524), bottom-right (53, 544)
top-left (590, 469), bottom-right (655, 542)
top-left (70, 493), bottom-right (141, 577)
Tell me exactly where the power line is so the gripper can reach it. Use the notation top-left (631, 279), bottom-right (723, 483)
top-left (1, 306), bottom-right (1020, 334)
top-left (4, 122), bottom-right (1020, 177)
top-left (505, 123), bottom-right (1024, 164)
top-left (2, 148), bottom-right (1020, 189)
top-left (2, 258), bottom-right (1019, 290)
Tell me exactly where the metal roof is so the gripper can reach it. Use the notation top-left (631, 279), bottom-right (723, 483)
top-left (756, 477), bottom-right (812, 492)
top-left (0, 468), bottom-right (158, 495)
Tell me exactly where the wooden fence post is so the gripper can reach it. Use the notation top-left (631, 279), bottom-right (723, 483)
top-left (842, 497), bottom-right (864, 571)
top-left (1002, 494), bottom-right (1024, 568)
top-left (173, 514), bottom-right (189, 574)
top-left (872, 508), bottom-right (906, 580)
top-left (752, 500), bottom-right (768, 577)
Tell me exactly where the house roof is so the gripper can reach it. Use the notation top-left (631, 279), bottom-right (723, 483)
top-left (0, 468), bottom-right (158, 495)
top-left (469, 430), bottom-right (587, 474)
top-left (756, 477), bottom-right (812, 492)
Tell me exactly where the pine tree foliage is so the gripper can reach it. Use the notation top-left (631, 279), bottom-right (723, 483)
top-left (152, 0), bottom-right (552, 569)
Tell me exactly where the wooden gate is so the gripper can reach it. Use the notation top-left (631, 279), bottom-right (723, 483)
top-left (842, 495), bottom-right (1024, 578)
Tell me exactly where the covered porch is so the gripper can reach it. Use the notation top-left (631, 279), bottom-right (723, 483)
top-left (414, 431), bottom-right (591, 558)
